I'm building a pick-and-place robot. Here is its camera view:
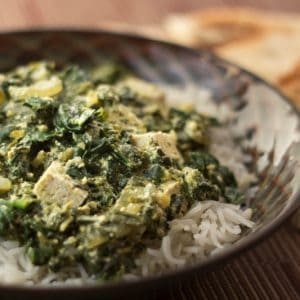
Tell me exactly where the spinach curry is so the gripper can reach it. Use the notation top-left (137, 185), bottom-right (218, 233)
top-left (0, 61), bottom-right (243, 279)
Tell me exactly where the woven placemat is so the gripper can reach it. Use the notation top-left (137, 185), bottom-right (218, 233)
top-left (150, 223), bottom-right (300, 299)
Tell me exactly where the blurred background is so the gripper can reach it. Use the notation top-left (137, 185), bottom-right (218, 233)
top-left (1, 0), bottom-right (300, 29)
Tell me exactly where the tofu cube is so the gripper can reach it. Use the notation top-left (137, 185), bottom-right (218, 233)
top-left (33, 161), bottom-right (88, 208)
top-left (132, 131), bottom-right (182, 160)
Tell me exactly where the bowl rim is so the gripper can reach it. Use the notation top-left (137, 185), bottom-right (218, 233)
top-left (0, 28), bottom-right (299, 294)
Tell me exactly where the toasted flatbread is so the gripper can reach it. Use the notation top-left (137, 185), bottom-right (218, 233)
top-left (164, 8), bottom-right (300, 49)
top-left (163, 8), bottom-right (300, 105)
top-left (278, 60), bottom-right (300, 103)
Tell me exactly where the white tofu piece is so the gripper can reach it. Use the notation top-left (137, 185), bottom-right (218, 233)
top-left (132, 131), bottom-right (182, 160)
top-left (33, 161), bottom-right (88, 208)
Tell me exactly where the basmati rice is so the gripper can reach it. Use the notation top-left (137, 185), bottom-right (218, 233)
top-left (129, 201), bottom-right (253, 278)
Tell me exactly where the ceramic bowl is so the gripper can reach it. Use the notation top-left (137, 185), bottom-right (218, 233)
top-left (0, 30), bottom-right (299, 300)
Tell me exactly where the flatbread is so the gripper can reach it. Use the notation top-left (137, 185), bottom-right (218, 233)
top-left (163, 8), bottom-right (300, 105)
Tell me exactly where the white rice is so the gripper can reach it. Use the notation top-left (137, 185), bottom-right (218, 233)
top-left (127, 201), bottom-right (253, 278)
top-left (0, 239), bottom-right (96, 286)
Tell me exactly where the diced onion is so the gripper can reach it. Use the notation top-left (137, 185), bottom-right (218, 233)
top-left (9, 76), bottom-right (63, 99)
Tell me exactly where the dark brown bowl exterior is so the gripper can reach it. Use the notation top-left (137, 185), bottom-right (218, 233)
top-left (0, 30), bottom-right (300, 300)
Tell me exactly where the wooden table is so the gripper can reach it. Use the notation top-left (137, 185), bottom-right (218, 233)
top-left (1, 1), bottom-right (300, 299)
top-left (155, 225), bottom-right (300, 300)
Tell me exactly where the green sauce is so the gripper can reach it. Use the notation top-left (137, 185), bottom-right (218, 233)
top-left (0, 61), bottom-right (243, 279)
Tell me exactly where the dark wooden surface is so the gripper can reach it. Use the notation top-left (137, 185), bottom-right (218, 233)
top-left (0, 1), bottom-right (300, 299)
top-left (154, 224), bottom-right (300, 300)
